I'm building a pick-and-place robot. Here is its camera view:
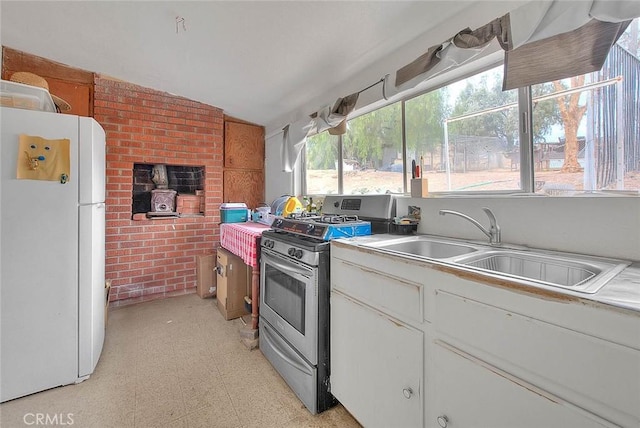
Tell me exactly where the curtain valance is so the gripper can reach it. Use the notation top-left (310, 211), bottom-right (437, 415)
top-left (281, 0), bottom-right (640, 172)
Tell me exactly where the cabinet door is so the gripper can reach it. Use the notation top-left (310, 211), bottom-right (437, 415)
top-left (431, 341), bottom-right (616, 428)
top-left (224, 121), bottom-right (264, 169)
top-left (223, 169), bottom-right (264, 209)
top-left (435, 289), bottom-right (639, 425)
top-left (331, 290), bottom-right (423, 428)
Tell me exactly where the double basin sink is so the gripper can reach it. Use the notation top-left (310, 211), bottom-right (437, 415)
top-left (361, 235), bottom-right (630, 294)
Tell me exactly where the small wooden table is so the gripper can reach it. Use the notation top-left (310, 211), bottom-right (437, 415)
top-left (220, 222), bottom-right (270, 330)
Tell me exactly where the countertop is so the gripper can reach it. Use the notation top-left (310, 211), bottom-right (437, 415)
top-left (220, 222), bottom-right (270, 268)
top-left (333, 234), bottom-right (640, 314)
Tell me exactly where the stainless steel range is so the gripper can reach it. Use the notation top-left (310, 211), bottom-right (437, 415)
top-left (259, 194), bottom-right (396, 414)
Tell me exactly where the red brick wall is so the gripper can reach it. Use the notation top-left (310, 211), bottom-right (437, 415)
top-left (93, 76), bottom-right (223, 306)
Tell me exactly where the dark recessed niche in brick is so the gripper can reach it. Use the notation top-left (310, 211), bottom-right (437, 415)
top-left (132, 164), bottom-right (205, 217)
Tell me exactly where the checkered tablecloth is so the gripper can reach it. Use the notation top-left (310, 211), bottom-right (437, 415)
top-left (220, 222), bottom-right (270, 268)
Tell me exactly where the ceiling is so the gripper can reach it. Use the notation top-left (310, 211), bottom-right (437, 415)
top-left (1, 1), bottom-right (518, 132)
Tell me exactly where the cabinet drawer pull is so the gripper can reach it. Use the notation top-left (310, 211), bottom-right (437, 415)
top-left (437, 415), bottom-right (449, 427)
top-left (402, 387), bottom-right (413, 399)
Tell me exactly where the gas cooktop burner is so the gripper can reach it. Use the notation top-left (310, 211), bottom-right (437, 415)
top-left (285, 212), bottom-right (321, 220)
top-left (318, 215), bottom-right (359, 224)
top-left (271, 215), bottom-right (371, 241)
top-left (282, 214), bottom-right (361, 224)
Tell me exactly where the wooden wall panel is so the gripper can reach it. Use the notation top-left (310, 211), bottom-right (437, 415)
top-left (2, 47), bottom-right (93, 116)
top-left (47, 78), bottom-right (92, 117)
top-left (224, 121), bottom-right (265, 170)
top-left (223, 119), bottom-right (265, 209)
top-left (223, 170), bottom-right (265, 209)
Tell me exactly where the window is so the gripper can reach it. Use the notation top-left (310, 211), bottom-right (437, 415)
top-left (531, 43), bottom-right (640, 194)
top-left (342, 103), bottom-right (403, 194)
top-left (407, 66), bottom-right (521, 192)
top-left (304, 21), bottom-right (639, 196)
top-left (305, 132), bottom-right (339, 195)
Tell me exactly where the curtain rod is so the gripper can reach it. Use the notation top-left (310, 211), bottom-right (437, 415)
top-left (266, 74), bottom-right (391, 140)
top-left (355, 74), bottom-right (389, 100)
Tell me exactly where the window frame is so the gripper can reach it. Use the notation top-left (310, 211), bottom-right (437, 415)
top-left (302, 61), bottom-right (535, 196)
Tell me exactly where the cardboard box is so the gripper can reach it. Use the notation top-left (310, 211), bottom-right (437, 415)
top-left (105, 279), bottom-right (112, 325)
top-left (196, 253), bottom-right (216, 298)
top-left (410, 178), bottom-right (429, 198)
top-left (216, 247), bottom-right (250, 320)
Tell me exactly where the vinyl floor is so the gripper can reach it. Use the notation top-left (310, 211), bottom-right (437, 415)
top-left (0, 293), bottom-right (361, 427)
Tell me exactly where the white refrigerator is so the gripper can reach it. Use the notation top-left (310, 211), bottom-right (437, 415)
top-left (1, 106), bottom-right (106, 402)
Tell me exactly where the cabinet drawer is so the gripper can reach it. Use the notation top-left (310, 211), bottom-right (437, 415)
top-left (433, 341), bottom-right (615, 428)
top-left (435, 290), bottom-right (640, 426)
top-left (332, 259), bottom-right (423, 325)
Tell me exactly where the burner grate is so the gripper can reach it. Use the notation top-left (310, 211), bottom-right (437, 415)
top-left (286, 212), bottom-right (321, 220)
top-left (319, 215), bottom-right (360, 224)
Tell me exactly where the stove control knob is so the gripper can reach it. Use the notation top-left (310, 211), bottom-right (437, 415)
top-left (294, 249), bottom-right (303, 259)
top-left (264, 239), bottom-right (274, 249)
top-left (288, 247), bottom-right (296, 256)
top-left (306, 223), bottom-right (315, 232)
top-left (274, 219), bottom-right (283, 227)
top-left (333, 201), bottom-right (340, 208)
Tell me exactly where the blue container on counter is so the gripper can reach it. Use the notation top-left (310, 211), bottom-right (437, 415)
top-left (220, 203), bottom-right (248, 223)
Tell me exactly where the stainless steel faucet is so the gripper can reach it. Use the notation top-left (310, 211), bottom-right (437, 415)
top-left (439, 207), bottom-right (501, 246)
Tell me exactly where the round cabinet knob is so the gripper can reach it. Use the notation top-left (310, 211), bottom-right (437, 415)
top-left (437, 415), bottom-right (449, 428)
top-left (402, 388), bottom-right (413, 399)
top-left (287, 248), bottom-right (296, 256)
top-left (294, 249), bottom-right (303, 259)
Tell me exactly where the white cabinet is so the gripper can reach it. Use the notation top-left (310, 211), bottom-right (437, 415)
top-left (431, 341), bottom-right (615, 428)
top-left (330, 241), bottom-right (639, 428)
top-left (331, 291), bottom-right (423, 428)
top-left (433, 290), bottom-right (640, 426)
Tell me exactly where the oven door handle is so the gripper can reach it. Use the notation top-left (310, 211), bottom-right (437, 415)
top-left (262, 322), bottom-right (313, 376)
top-left (263, 252), bottom-right (311, 278)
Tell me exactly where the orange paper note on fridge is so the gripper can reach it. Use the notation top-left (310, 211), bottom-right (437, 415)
top-left (17, 134), bottom-right (70, 182)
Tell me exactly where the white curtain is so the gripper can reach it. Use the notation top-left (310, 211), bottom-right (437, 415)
top-left (395, 0), bottom-right (640, 92)
top-left (394, 39), bottom-right (498, 95)
top-left (281, 0), bottom-right (640, 173)
top-left (509, 0), bottom-right (640, 49)
top-left (395, 15), bottom-right (507, 92)
top-left (281, 93), bottom-right (359, 172)
top-left (502, 0), bottom-right (639, 89)
top-left (281, 122), bottom-right (312, 174)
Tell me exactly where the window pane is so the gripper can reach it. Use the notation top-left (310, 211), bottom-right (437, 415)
top-left (405, 87), bottom-right (447, 186)
top-left (342, 103), bottom-right (403, 194)
top-left (532, 41), bottom-right (640, 194)
top-left (305, 132), bottom-right (339, 195)
top-left (407, 66), bottom-right (522, 192)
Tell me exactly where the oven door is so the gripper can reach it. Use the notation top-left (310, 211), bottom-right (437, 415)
top-left (260, 247), bottom-right (318, 365)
